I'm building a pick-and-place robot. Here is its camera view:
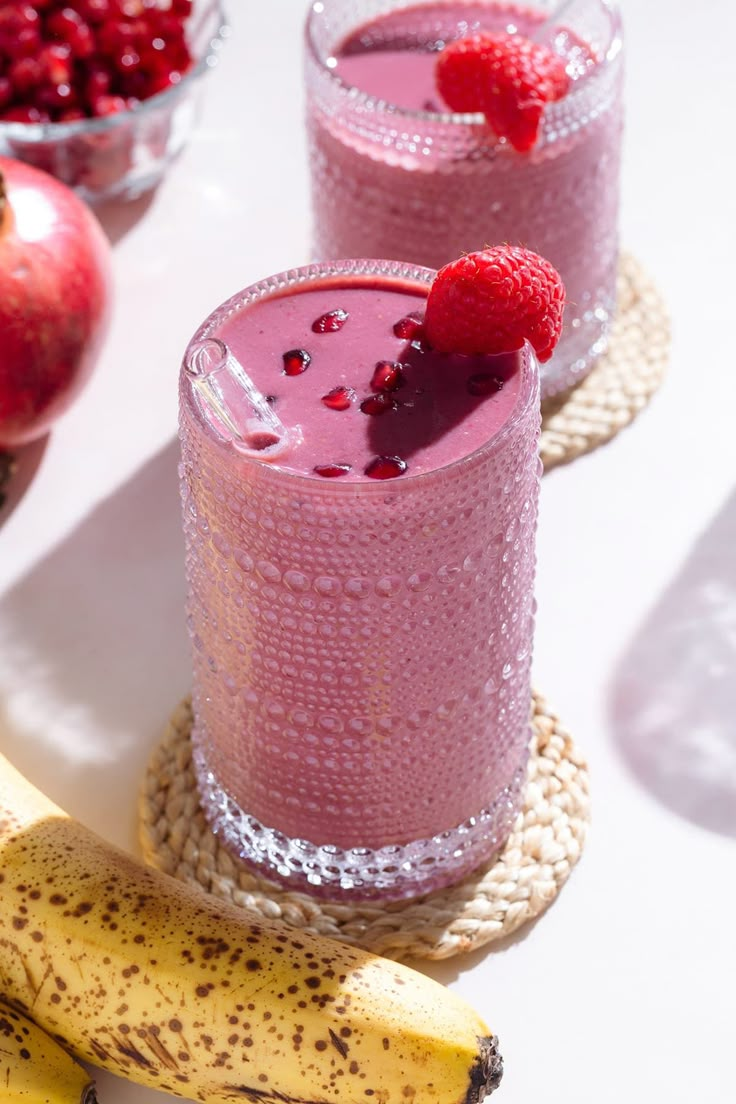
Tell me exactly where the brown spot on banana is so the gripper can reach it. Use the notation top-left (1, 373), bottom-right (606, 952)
top-left (328, 1027), bottom-right (348, 1058)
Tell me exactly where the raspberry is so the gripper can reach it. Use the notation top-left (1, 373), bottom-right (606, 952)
top-left (436, 32), bottom-right (571, 152)
top-left (424, 246), bottom-right (565, 363)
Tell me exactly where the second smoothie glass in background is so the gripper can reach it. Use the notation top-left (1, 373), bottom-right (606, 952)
top-left (179, 257), bottom-right (542, 901)
top-left (305, 0), bottom-right (623, 398)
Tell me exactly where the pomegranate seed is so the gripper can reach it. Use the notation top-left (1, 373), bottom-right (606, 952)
top-left (93, 94), bottom-right (128, 115)
top-left (38, 44), bottom-right (73, 86)
top-left (76, 0), bottom-right (113, 23)
top-left (360, 393), bottom-right (398, 416)
top-left (312, 309), bottom-right (349, 334)
top-left (16, 27), bottom-right (42, 58)
top-left (97, 20), bottom-right (135, 55)
top-left (393, 313), bottom-right (424, 340)
top-left (0, 5), bottom-right (40, 37)
top-left (121, 70), bottom-right (149, 99)
top-left (0, 77), bottom-right (12, 110)
top-left (314, 464), bottom-right (352, 478)
top-left (1, 105), bottom-right (48, 123)
top-left (321, 386), bottom-right (356, 411)
top-left (46, 8), bottom-right (95, 59)
top-left (467, 373), bottom-right (503, 397)
top-left (85, 66), bottom-right (112, 100)
top-left (116, 47), bottom-right (142, 72)
top-left (370, 361), bottom-right (405, 392)
top-left (59, 107), bottom-right (86, 121)
top-left (117, 0), bottom-right (145, 16)
top-left (8, 57), bottom-right (43, 97)
top-left (21, 4), bottom-right (42, 30)
top-left (147, 69), bottom-right (183, 95)
top-left (364, 456), bottom-right (407, 480)
top-left (37, 81), bottom-right (79, 111)
top-left (282, 349), bottom-right (311, 376)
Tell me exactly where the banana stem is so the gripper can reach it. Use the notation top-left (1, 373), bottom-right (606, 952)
top-left (468, 1035), bottom-right (504, 1102)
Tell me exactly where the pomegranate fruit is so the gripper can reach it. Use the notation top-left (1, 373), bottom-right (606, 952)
top-left (0, 155), bottom-right (111, 447)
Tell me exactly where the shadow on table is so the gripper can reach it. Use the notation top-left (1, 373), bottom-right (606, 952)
top-left (0, 436), bottom-right (49, 529)
top-left (93, 189), bottom-right (156, 245)
top-left (0, 438), bottom-right (190, 827)
top-left (608, 488), bottom-right (736, 838)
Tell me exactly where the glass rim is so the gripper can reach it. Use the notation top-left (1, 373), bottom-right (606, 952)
top-left (0, 0), bottom-right (228, 142)
top-left (180, 256), bottom-right (540, 493)
top-left (304, 0), bottom-right (623, 128)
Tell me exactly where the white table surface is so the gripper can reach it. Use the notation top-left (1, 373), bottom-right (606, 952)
top-left (1, 1), bottom-right (735, 1101)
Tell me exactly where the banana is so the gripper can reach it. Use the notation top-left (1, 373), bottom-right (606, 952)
top-left (0, 749), bottom-right (503, 1103)
top-left (0, 995), bottom-right (96, 1103)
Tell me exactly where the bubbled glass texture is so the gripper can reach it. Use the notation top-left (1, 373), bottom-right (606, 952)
top-left (305, 0), bottom-right (624, 399)
top-left (179, 259), bottom-right (541, 901)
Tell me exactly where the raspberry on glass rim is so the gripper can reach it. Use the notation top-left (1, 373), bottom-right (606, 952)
top-left (424, 245), bottom-right (566, 363)
top-left (435, 31), bottom-right (571, 152)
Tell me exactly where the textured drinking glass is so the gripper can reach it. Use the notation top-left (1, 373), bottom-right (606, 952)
top-left (179, 258), bottom-right (541, 901)
top-left (304, 0), bottom-right (624, 399)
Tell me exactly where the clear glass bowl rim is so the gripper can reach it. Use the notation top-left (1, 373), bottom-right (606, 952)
top-left (303, 0), bottom-right (623, 127)
top-left (0, 0), bottom-right (229, 142)
top-left (180, 256), bottom-right (541, 494)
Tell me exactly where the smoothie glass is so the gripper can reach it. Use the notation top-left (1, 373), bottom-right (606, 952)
top-left (179, 258), bottom-right (541, 901)
top-left (304, 0), bottom-right (623, 399)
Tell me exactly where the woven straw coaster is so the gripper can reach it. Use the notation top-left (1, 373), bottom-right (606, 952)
top-left (139, 691), bottom-right (589, 962)
top-left (539, 251), bottom-right (670, 472)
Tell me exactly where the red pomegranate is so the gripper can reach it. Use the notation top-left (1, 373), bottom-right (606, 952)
top-left (0, 156), bottom-right (111, 447)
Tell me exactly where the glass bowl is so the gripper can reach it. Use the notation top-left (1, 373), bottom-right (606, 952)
top-left (0, 0), bottom-right (228, 204)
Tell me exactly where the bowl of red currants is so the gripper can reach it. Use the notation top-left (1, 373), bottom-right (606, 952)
top-left (0, 0), bottom-right (227, 203)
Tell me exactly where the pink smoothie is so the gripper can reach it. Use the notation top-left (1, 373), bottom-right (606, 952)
top-left (305, 0), bottom-right (624, 398)
top-left (179, 260), bottom-right (541, 900)
top-left (213, 277), bottom-right (522, 481)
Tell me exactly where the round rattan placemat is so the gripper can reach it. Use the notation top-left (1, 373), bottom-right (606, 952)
top-left (539, 251), bottom-right (670, 471)
top-left (139, 691), bottom-right (589, 961)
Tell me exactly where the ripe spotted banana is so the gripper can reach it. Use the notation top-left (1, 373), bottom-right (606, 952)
top-left (0, 749), bottom-right (503, 1103)
top-left (0, 995), bottom-right (96, 1103)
